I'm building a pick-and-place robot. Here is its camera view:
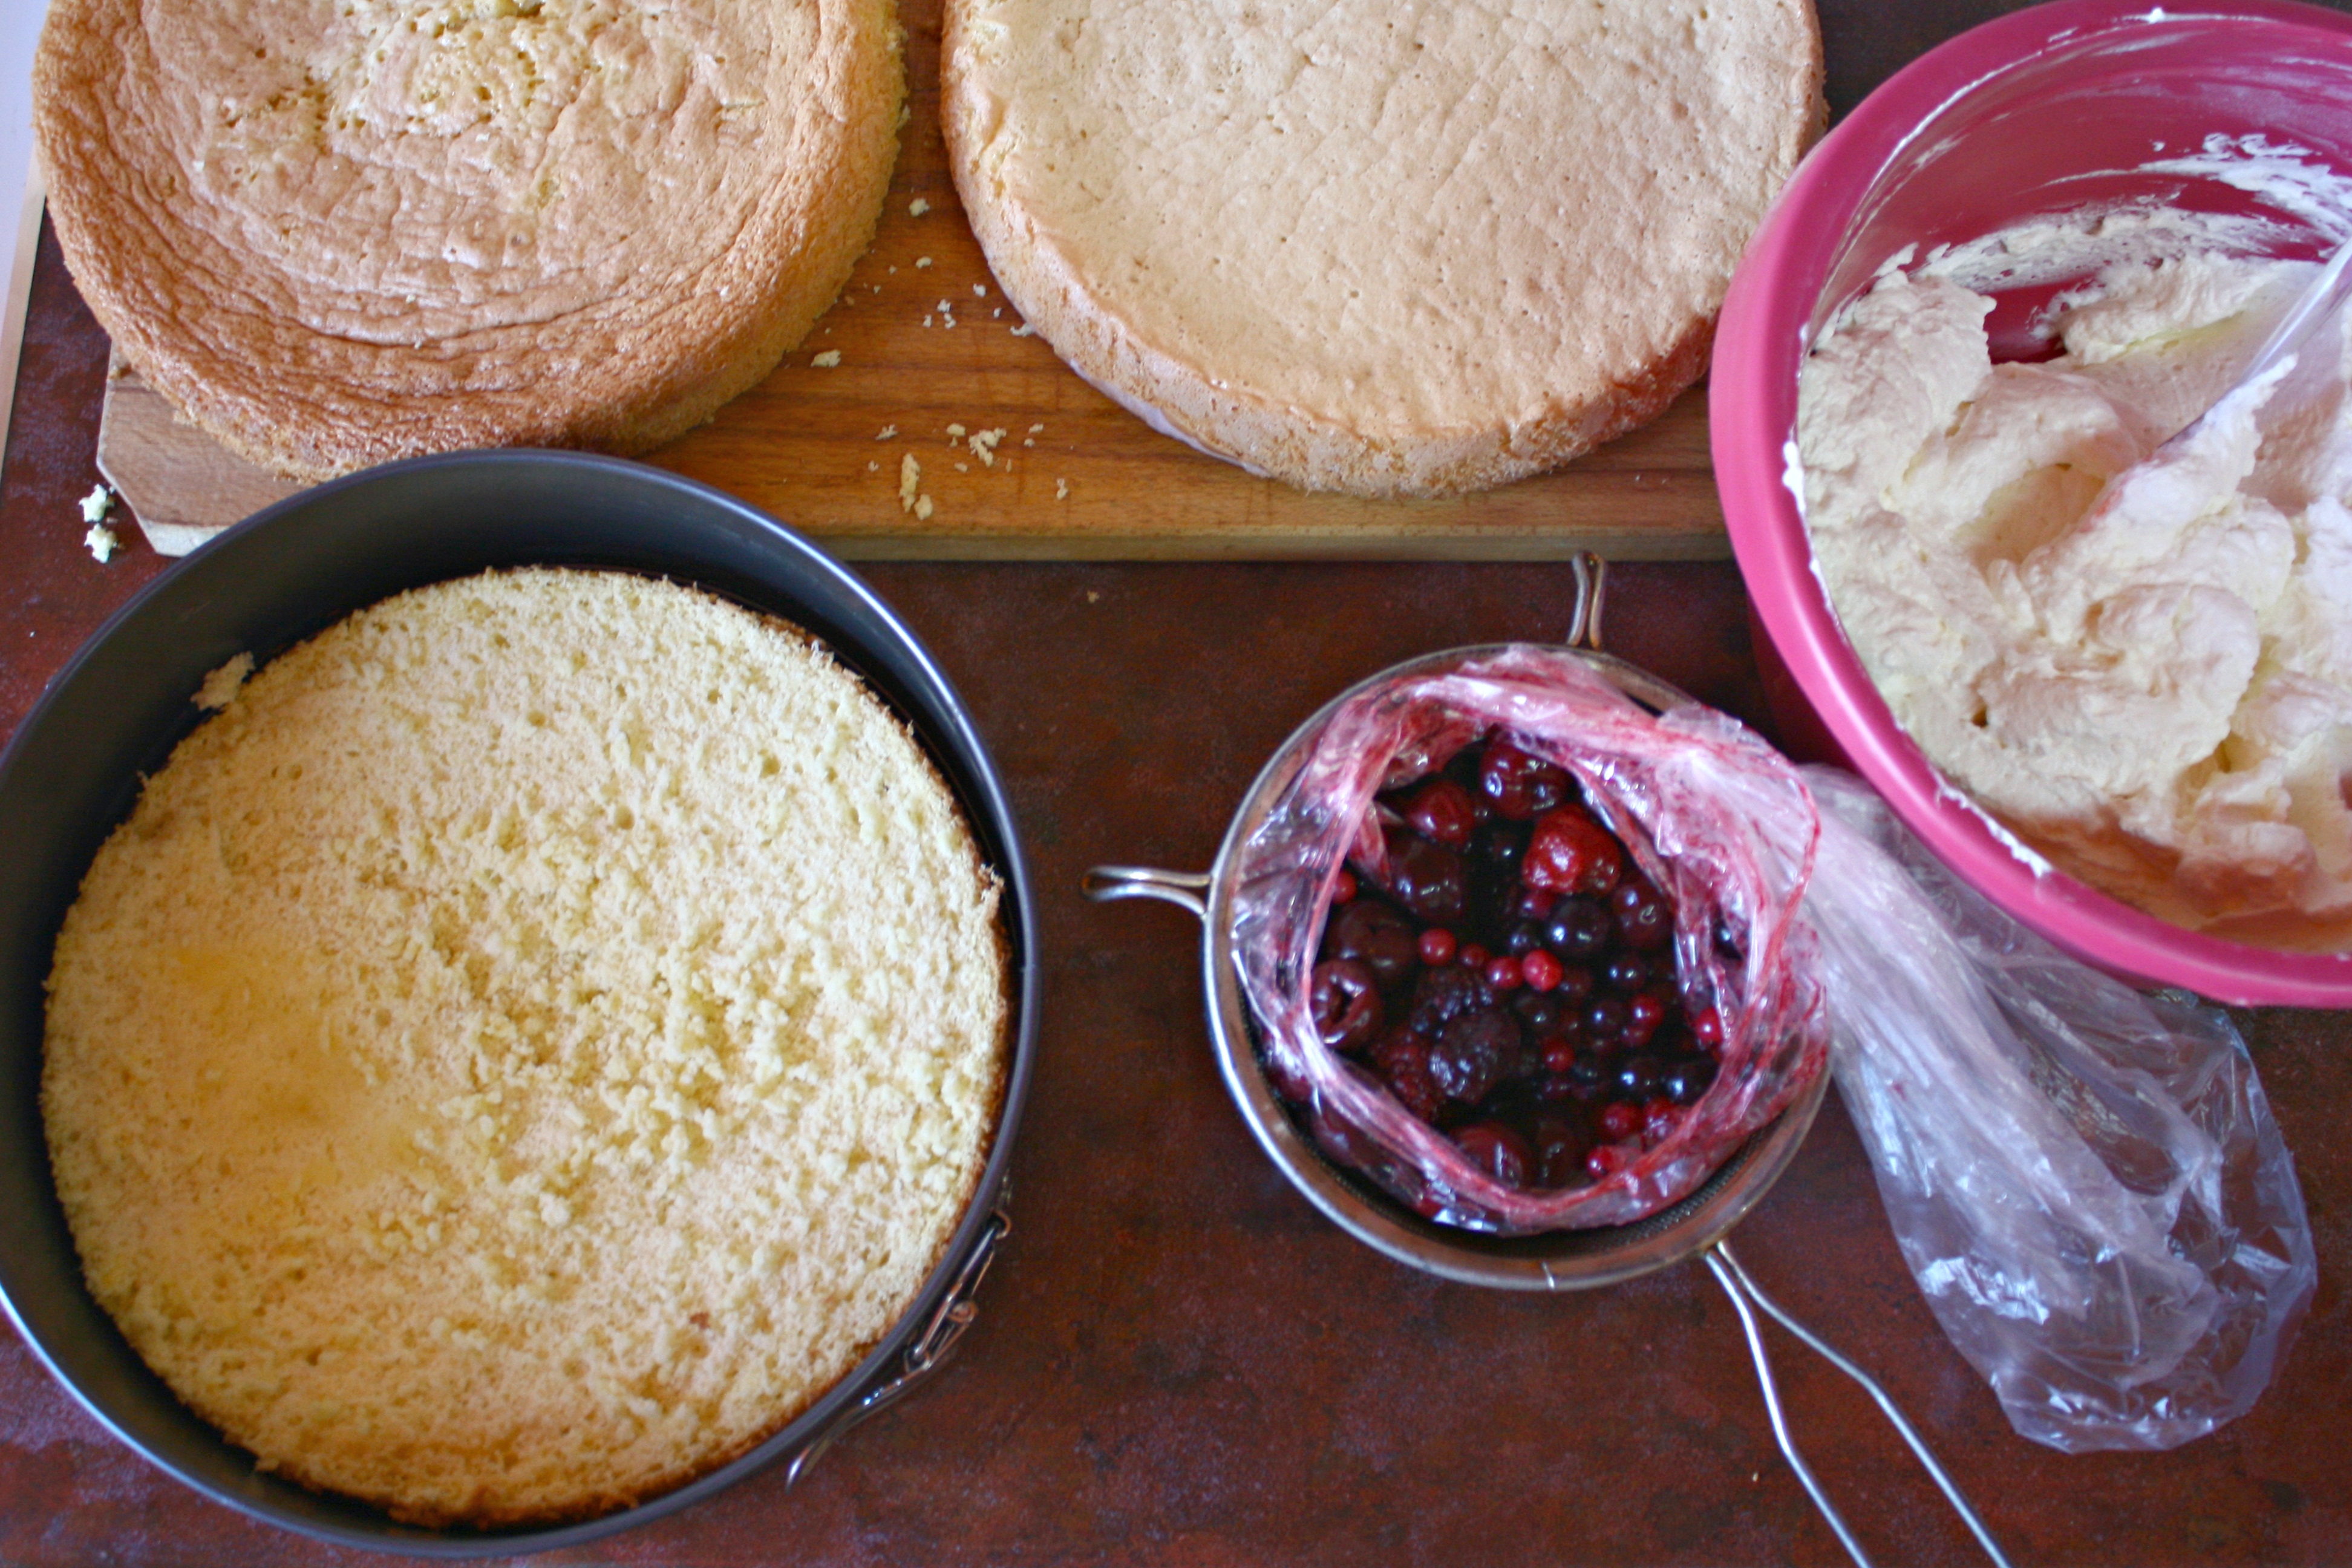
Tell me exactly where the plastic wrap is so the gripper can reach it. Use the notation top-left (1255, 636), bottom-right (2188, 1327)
top-left (1231, 643), bottom-right (2312, 1449)
top-left (1231, 646), bottom-right (1831, 1232)
top-left (1804, 769), bottom-right (2316, 1452)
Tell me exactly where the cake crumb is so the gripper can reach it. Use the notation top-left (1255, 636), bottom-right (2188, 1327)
top-left (1010, 323), bottom-right (1036, 336)
top-left (947, 423), bottom-right (967, 438)
top-left (955, 462), bottom-right (970, 473)
top-left (969, 428), bottom-right (1007, 467)
top-left (79, 484), bottom-right (114, 525)
top-left (909, 197), bottom-right (931, 217)
top-left (811, 350), bottom-right (841, 368)
top-left (1029, 424), bottom-right (1045, 433)
top-left (915, 495), bottom-right (935, 521)
top-left (195, 652), bottom-right (255, 711)
top-left (973, 284), bottom-right (987, 298)
top-left (1056, 479), bottom-right (1070, 500)
top-left (84, 524), bottom-right (119, 564)
top-left (867, 460), bottom-right (879, 471)
top-left (899, 454), bottom-right (921, 513)
top-left (877, 424), bottom-right (898, 440)
top-left (922, 315), bottom-right (933, 328)
top-left (915, 256), bottom-right (933, 269)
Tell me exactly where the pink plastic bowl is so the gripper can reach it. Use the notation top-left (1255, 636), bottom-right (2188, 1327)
top-left (1714, 0), bottom-right (2352, 1007)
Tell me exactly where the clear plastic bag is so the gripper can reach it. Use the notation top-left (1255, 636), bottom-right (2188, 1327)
top-left (1232, 643), bottom-right (2313, 1448)
top-left (1231, 645), bottom-right (1832, 1232)
top-left (1803, 769), bottom-right (2317, 1452)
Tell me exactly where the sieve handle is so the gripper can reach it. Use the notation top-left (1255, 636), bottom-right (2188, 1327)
top-left (1082, 865), bottom-right (1210, 921)
top-left (1705, 1240), bottom-right (2013, 1568)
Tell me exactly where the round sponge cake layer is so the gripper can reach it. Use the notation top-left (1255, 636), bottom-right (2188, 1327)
top-left (944, 0), bottom-right (1822, 497)
top-left (42, 570), bottom-right (1008, 1527)
top-left (34, 1), bottom-right (903, 482)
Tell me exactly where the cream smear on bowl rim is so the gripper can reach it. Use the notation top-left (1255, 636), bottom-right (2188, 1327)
top-left (1794, 135), bottom-right (2352, 947)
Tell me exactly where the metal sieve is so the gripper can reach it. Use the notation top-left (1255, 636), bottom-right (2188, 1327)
top-left (1086, 558), bottom-right (2010, 1568)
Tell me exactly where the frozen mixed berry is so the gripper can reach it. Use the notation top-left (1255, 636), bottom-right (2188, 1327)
top-left (1292, 728), bottom-right (1742, 1200)
top-left (1454, 1122), bottom-right (1533, 1186)
top-left (1612, 878), bottom-right (1673, 950)
top-left (1523, 805), bottom-right (1625, 897)
top-left (1402, 778), bottom-right (1479, 849)
top-left (1310, 959), bottom-right (1383, 1053)
top-left (1544, 897), bottom-right (1613, 960)
top-left (1382, 829), bottom-right (1468, 926)
top-left (1431, 1011), bottom-right (1515, 1104)
top-left (1478, 741), bottom-right (1571, 820)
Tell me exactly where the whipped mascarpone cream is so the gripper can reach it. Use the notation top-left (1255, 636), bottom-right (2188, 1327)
top-left (1800, 248), bottom-right (2352, 941)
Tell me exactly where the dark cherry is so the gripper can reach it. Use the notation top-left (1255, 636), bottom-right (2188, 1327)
top-left (1429, 1011), bottom-right (1517, 1104)
top-left (1531, 1115), bottom-right (1588, 1187)
top-left (1469, 820), bottom-right (1530, 871)
top-left (1477, 740), bottom-right (1571, 821)
top-left (1332, 869), bottom-right (1357, 905)
top-left (1598, 1100), bottom-right (1642, 1143)
top-left (1584, 994), bottom-right (1629, 1039)
top-left (1551, 962), bottom-right (1596, 1004)
top-left (1454, 1122), bottom-right (1534, 1186)
top-left (1544, 897), bottom-right (1613, 961)
top-left (1310, 959), bottom-right (1383, 1053)
top-left (1382, 828), bottom-right (1468, 926)
top-left (1324, 898), bottom-right (1420, 988)
top-left (1410, 965), bottom-right (1494, 1035)
top-left (1567, 1057), bottom-right (1608, 1093)
top-left (1504, 921), bottom-right (1545, 957)
top-left (1511, 886), bottom-right (1558, 923)
top-left (1615, 1054), bottom-right (1664, 1099)
top-left (1602, 953), bottom-right (1650, 993)
top-left (1513, 993), bottom-right (1564, 1035)
top-left (1538, 1034), bottom-right (1578, 1074)
top-left (1662, 1055), bottom-right (1717, 1106)
top-left (1622, 989), bottom-right (1668, 1050)
top-left (1482, 956), bottom-right (1523, 993)
top-left (1612, 878), bottom-right (1674, 950)
top-left (1402, 777), bottom-right (1479, 850)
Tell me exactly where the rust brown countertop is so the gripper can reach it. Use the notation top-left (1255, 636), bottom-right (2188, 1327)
top-left (2, 3), bottom-right (2348, 1563)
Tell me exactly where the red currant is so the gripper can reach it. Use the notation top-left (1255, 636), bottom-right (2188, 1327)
top-left (1521, 949), bottom-right (1564, 993)
top-left (1417, 927), bottom-right (1457, 966)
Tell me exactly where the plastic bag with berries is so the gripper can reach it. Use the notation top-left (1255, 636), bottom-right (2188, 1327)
top-left (1233, 644), bottom-right (2314, 1450)
top-left (1232, 645), bottom-right (1830, 1232)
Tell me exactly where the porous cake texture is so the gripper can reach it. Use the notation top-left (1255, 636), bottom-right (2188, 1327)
top-left (944, 0), bottom-right (1823, 497)
top-left (33, 0), bottom-right (903, 481)
top-left (42, 569), bottom-right (1008, 1526)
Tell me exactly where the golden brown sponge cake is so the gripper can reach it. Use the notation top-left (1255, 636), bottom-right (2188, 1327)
top-left (33, 1), bottom-right (904, 482)
top-left (41, 569), bottom-right (1009, 1526)
top-left (944, 0), bottom-right (1822, 498)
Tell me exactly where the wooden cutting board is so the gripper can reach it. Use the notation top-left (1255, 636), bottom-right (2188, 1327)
top-left (94, 0), bottom-right (1727, 563)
